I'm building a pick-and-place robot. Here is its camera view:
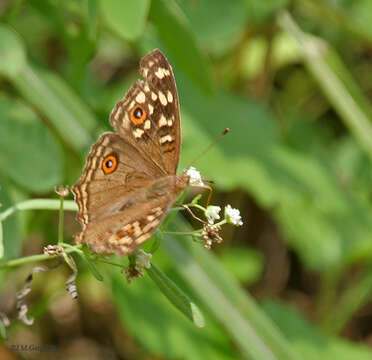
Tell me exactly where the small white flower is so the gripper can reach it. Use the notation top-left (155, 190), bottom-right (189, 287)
top-left (224, 205), bottom-right (243, 226)
top-left (135, 249), bottom-right (152, 269)
top-left (205, 205), bottom-right (221, 224)
top-left (185, 166), bottom-right (205, 187)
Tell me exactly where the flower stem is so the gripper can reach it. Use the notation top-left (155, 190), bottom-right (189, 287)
top-left (163, 230), bottom-right (202, 236)
top-left (0, 244), bottom-right (82, 268)
top-left (95, 257), bottom-right (125, 268)
top-left (0, 199), bottom-right (77, 222)
top-left (58, 195), bottom-right (64, 245)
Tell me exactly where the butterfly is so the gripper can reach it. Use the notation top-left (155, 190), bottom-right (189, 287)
top-left (72, 49), bottom-right (190, 256)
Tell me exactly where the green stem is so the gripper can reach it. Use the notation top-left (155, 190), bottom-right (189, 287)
top-left (214, 219), bottom-right (227, 227)
top-left (95, 257), bottom-right (125, 268)
top-left (62, 243), bottom-right (83, 255)
top-left (58, 195), bottom-right (64, 245)
top-left (190, 203), bottom-right (206, 212)
top-left (0, 199), bottom-right (77, 222)
top-left (163, 230), bottom-right (202, 236)
top-left (0, 244), bottom-right (82, 268)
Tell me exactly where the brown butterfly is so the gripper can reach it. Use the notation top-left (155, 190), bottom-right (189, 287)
top-left (72, 49), bottom-right (190, 256)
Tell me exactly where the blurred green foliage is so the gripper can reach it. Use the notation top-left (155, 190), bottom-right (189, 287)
top-left (1, 0), bottom-right (372, 359)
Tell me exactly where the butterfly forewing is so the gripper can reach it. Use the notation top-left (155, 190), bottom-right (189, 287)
top-left (110, 49), bottom-right (181, 175)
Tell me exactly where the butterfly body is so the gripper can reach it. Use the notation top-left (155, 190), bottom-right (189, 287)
top-left (72, 50), bottom-right (189, 256)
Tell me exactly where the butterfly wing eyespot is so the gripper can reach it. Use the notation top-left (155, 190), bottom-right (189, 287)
top-left (130, 105), bottom-right (147, 125)
top-left (102, 155), bottom-right (118, 174)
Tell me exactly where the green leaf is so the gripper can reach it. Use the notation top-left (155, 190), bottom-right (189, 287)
top-left (0, 316), bottom-right (7, 339)
top-left (163, 219), bottom-right (300, 360)
top-left (147, 263), bottom-right (205, 328)
top-left (11, 63), bottom-right (93, 152)
top-left (179, 0), bottom-right (248, 53)
top-left (0, 24), bottom-right (26, 77)
top-left (262, 300), bottom-right (372, 360)
top-left (81, 246), bottom-right (104, 281)
top-left (278, 12), bottom-right (372, 162)
top-left (87, 0), bottom-right (98, 40)
top-left (145, 229), bottom-right (163, 254)
top-left (150, 0), bottom-right (215, 95)
top-left (0, 95), bottom-right (63, 192)
top-left (0, 221), bottom-right (3, 259)
top-left (110, 267), bottom-right (237, 360)
top-left (100, 0), bottom-right (150, 41)
top-left (244, 0), bottom-right (289, 22)
top-left (0, 177), bottom-right (21, 260)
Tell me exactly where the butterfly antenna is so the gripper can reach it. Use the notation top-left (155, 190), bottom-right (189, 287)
top-left (185, 128), bottom-right (230, 169)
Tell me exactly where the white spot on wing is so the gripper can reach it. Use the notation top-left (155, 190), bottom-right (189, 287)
top-left (167, 90), bottom-right (173, 103)
top-left (114, 107), bottom-right (122, 121)
top-left (158, 114), bottom-right (167, 127)
top-left (158, 91), bottom-right (167, 106)
top-left (133, 128), bottom-right (144, 138)
top-left (155, 68), bottom-right (165, 79)
top-left (136, 92), bottom-right (146, 103)
top-left (148, 104), bottom-right (154, 115)
top-left (151, 92), bottom-right (157, 101)
top-left (160, 134), bottom-right (173, 144)
top-left (144, 120), bottom-right (151, 130)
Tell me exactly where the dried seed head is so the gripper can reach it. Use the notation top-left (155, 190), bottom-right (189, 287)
top-left (201, 224), bottom-right (223, 250)
top-left (55, 185), bottom-right (69, 197)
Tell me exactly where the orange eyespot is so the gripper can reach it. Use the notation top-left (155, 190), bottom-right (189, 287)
top-left (130, 105), bottom-right (146, 125)
top-left (102, 155), bottom-right (117, 174)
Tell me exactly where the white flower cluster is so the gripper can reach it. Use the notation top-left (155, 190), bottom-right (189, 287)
top-left (224, 204), bottom-right (243, 226)
top-left (185, 167), bottom-right (205, 187)
top-left (185, 167), bottom-right (243, 227)
top-left (205, 204), bottom-right (243, 226)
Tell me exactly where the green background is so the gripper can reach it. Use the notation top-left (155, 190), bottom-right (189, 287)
top-left (1, 0), bottom-right (372, 359)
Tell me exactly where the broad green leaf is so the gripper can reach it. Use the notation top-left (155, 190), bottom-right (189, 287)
top-left (100, 0), bottom-right (150, 41)
top-left (0, 222), bottom-right (3, 259)
top-left (37, 68), bottom-right (97, 134)
top-left (81, 246), bottom-right (104, 281)
top-left (278, 12), bottom-right (372, 162)
top-left (179, 0), bottom-right (248, 53)
top-left (244, 0), bottom-right (289, 22)
top-left (147, 263), bottom-right (205, 328)
top-left (150, 0), bottom-right (214, 95)
top-left (0, 25), bottom-right (26, 77)
top-left (178, 46), bottom-right (372, 271)
top-left (110, 267), bottom-right (238, 360)
top-left (87, 0), bottom-right (98, 40)
top-left (11, 63), bottom-right (93, 152)
top-left (0, 316), bottom-right (7, 339)
top-left (0, 177), bottom-right (21, 260)
top-left (0, 96), bottom-right (63, 192)
top-left (162, 219), bottom-right (300, 360)
top-left (262, 300), bottom-right (372, 360)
